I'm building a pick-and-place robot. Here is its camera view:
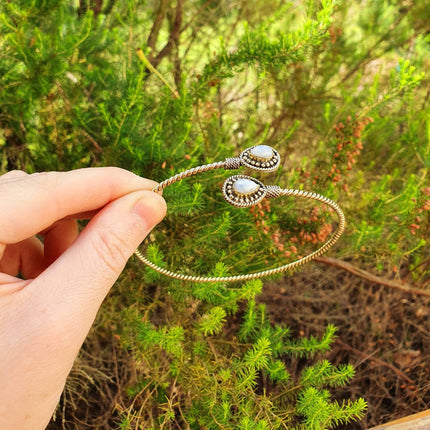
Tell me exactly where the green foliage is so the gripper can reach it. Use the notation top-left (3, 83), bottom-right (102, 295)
top-left (282, 324), bottom-right (337, 358)
top-left (1, 0), bottom-right (429, 428)
top-left (300, 360), bottom-right (355, 389)
top-left (198, 306), bottom-right (227, 336)
top-left (118, 287), bottom-right (364, 428)
top-left (194, 0), bottom-right (337, 96)
top-left (243, 337), bottom-right (272, 370)
top-left (297, 388), bottom-right (367, 429)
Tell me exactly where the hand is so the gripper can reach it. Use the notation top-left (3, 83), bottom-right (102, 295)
top-left (0, 168), bottom-right (166, 429)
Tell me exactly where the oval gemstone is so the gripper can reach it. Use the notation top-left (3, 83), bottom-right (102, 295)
top-left (250, 145), bottom-right (273, 160)
top-left (233, 178), bottom-right (259, 195)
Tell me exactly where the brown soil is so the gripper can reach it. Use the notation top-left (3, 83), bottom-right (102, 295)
top-left (48, 262), bottom-right (430, 429)
top-left (259, 263), bottom-right (430, 429)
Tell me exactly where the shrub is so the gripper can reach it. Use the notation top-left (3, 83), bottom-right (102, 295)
top-left (1, 0), bottom-right (428, 428)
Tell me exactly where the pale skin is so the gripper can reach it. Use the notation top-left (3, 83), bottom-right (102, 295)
top-left (0, 167), bottom-right (167, 429)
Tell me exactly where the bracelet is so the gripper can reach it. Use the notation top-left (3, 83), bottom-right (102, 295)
top-left (135, 145), bottom-right (345, 283)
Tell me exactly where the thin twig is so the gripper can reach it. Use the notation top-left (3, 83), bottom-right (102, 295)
top-left (137, 48), bottom-right (179, 98)
top-left (180, 0), bottom-right (215, 34)
top-left (338, 7), bottom-right (412, 86)
top-left (315, 256), bottom-right (430, 298)
top-left (335, 339), bottom-right (415, 386)
top-left (80, 129), bottom-right (103, 153)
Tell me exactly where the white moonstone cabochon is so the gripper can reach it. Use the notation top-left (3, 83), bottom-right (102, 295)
top-left (233, 178), bottom-right (259, 195)
top-left (250, 144), bottom-right (273, 160)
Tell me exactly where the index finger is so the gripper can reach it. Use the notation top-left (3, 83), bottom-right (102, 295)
top-left (0, 167), bottom-right (158, 244)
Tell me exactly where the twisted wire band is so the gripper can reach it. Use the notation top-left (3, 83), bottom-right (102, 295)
top-left (149, 161), bottom-right (225, 194)
top-left (135, 146), bottom-right (345, 282)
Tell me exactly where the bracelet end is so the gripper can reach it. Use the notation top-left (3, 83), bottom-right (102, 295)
top-left (224, 157), bottom-right (242, 170)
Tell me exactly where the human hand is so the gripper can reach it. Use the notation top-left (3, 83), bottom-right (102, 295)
top-left (0, 168), bottom-right (166, 429)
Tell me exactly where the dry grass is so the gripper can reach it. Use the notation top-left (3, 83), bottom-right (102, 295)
top-left (260, 263), bottom-right (430, 429)
top-left (47, 261), bottom-right (430, 429)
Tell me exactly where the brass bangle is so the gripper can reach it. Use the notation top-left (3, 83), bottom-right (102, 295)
top-left (135, 145), bottom-right (345, 282)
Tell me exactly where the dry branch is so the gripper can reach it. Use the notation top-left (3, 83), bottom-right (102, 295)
top-left (315, 256), bottom-right (430, 298)
top-left (335, 340), bottom-right (415, 386)
top-left (147, 0), bottom-right (169, 51)
top-left (151, 0), bottom-right (184, 70)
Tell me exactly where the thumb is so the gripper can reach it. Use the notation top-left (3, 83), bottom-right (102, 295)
top-left (30, 190), bottom-right (166, 319)
top-left (0, 191), bottom-right (166, 430)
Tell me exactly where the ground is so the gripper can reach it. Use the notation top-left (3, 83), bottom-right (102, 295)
top-left (47, 262), bottom-right (430, 429)
top-left (260, 262), bottom-right (430, 429)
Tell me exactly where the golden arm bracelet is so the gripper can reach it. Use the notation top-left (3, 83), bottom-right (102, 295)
top-left (135, 145), bottom-right (345, 283)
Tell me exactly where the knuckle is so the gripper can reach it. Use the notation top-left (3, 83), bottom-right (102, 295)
top-left (92, 228), bottom-right (130, 275)
top-left (28, 171), bottom-right (60, 196)
top-left (0, 170), bottom-right (28, 181)
top-left (30, 172), bottom-right (62, 218)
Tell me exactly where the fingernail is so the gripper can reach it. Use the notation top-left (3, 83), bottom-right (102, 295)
top-left (132, 193), bottom-right (167, 230)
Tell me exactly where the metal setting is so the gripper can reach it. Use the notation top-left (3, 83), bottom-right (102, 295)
top-left (134, 145), bottom-right (346, 283)
top-left (222, 175), bottom-right (266, 208)
top-left (240, 145), bottom-right (280, 172)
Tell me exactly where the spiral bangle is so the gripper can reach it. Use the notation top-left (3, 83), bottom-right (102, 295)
top-left (135, 145), bottom-right (345, 283)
